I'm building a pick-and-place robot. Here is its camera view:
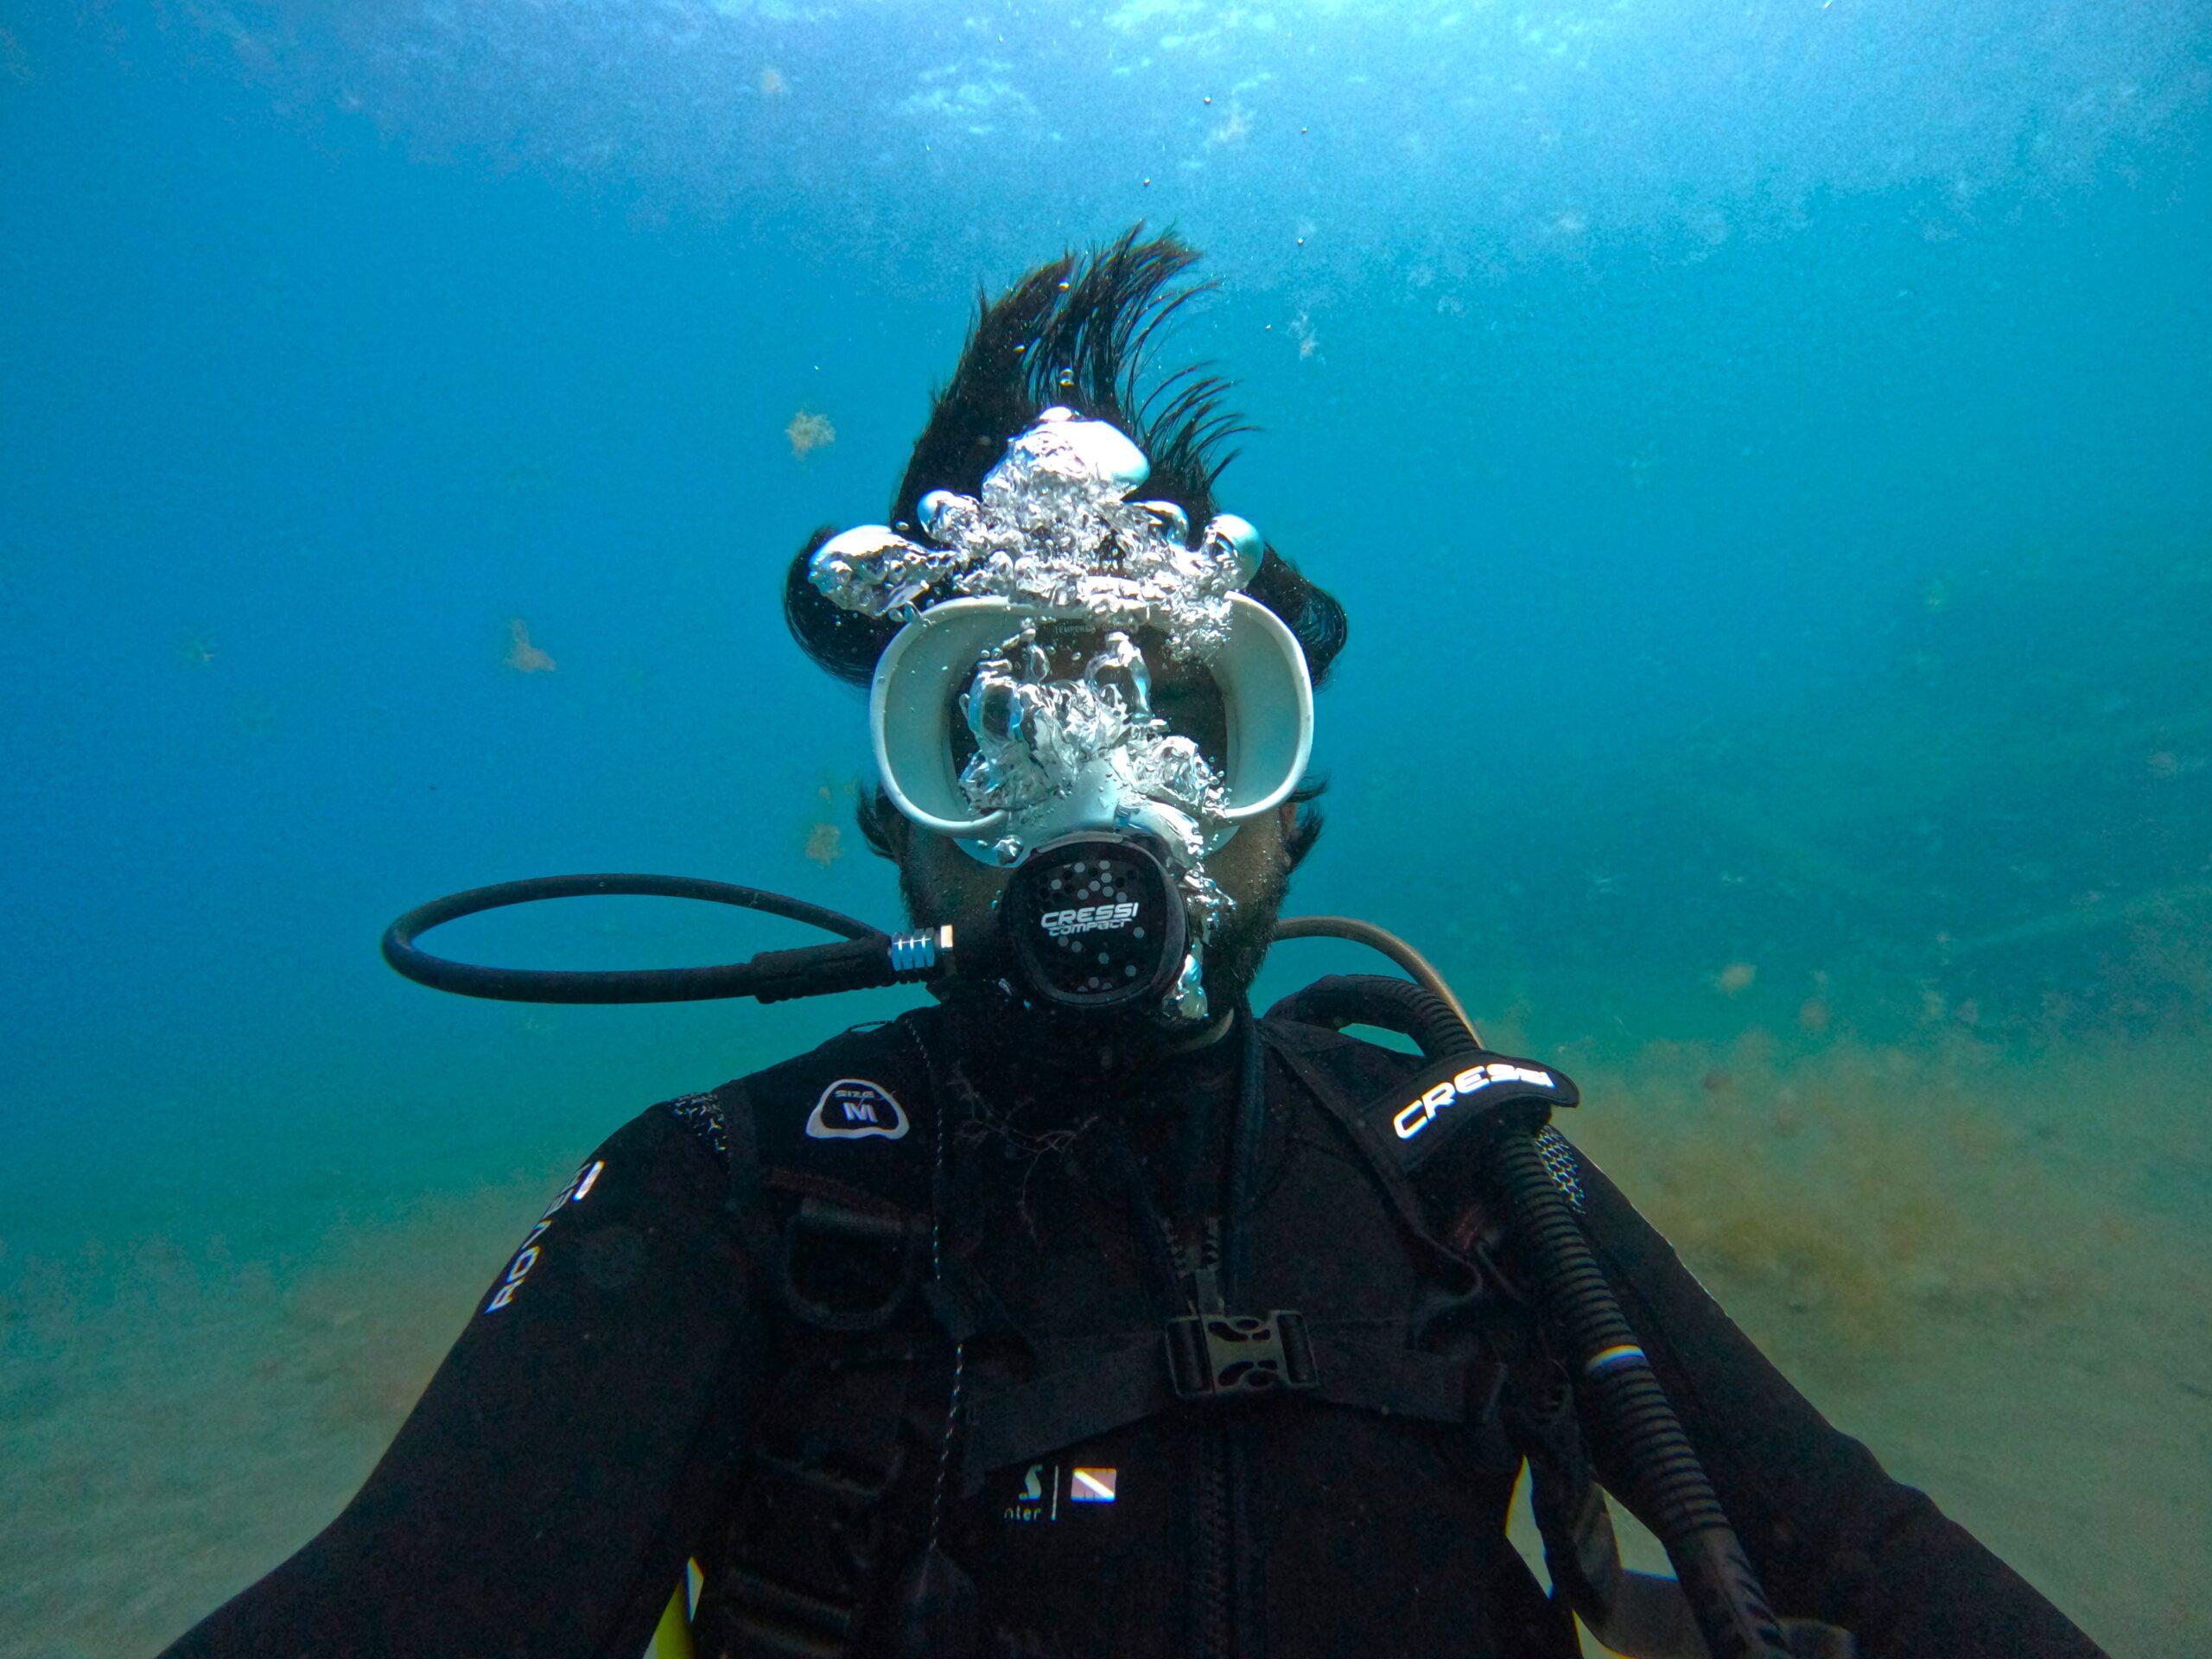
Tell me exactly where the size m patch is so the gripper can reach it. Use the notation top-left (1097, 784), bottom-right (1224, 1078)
top-left (804, 1077), bottom-right (910, 1141)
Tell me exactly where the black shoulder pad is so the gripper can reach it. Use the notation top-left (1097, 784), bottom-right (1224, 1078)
top-left (1368, 1051), bottom-right (1580, 1178)
top-left (704, 1016), bottom-right (938, 1212)
top-left (1262, 1013), bottom-right (1579, 1180)
top-left (1260, 1014), bottom-right (1431, 1098)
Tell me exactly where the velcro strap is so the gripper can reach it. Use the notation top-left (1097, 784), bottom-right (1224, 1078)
top-left (1309, 1336), bottom-right (1503, 1426)
top-left (960, 1338), bottom-right (1163, 1491)
top-left (768, 1166), bottom-right (918, 1224)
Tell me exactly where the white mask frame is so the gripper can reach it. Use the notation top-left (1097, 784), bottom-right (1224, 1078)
top-left (869, 594), bottom-right (1314, 865)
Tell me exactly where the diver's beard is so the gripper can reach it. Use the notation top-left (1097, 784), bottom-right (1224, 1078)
top-left (908, 848), bottom-right (1292, 1075)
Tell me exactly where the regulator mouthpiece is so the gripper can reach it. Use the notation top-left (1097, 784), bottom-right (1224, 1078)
top-left (999, 835), bottom-right (1189, 1014)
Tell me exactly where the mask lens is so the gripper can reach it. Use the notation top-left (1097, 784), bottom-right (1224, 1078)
top-left (945, 626), bottom-right (1229, 779)
top-left (871, 593), bottom-right (1309, 859)
top-left (1145, 669), bottom-right (1228, 778)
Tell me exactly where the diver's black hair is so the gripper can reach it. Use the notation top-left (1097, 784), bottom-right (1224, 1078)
top-left (782, 227), bottom-right (1349, 690)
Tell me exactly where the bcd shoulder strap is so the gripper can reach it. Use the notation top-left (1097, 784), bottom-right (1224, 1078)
top-left (1256, 1013), bottom-right (1580, 1269)
top-left (1260, 1003), bottom-right (1853, 1659)
top-left (687, 1014), bottom-right (951, 1658)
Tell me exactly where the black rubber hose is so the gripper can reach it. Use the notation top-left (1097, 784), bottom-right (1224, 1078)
top-left (381, 874), bottom-right (884, 1004)
top-left (1263, 973), bottom-right (1473, 1062)
top-left (1274, 970), bottom-right (1793, 1659)
top-left (1270, 917), bottom-right (1481, 1039)
top-left (1489, 1130), bottom-right (1792, 1659)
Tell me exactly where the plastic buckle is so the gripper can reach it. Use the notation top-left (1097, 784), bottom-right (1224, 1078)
top-left (1165, 1309), bottom-right (1319, 1401)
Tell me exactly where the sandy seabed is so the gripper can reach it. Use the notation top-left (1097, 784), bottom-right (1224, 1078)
top-left (3, 1032), bottom-right (2204, 1659)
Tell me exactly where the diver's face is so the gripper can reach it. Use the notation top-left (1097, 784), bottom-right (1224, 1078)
top-left (888, 633), bottom-right (1303, 1037)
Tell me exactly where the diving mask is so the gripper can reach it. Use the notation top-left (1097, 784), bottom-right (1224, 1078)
top-left (809, 409), bottom-right (1314, 1022)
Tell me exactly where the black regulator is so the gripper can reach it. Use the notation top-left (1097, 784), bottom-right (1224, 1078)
top-left (381, 833), bottom-right (1187, 1018)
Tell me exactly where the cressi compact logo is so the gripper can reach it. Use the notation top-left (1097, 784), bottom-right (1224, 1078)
top-left (1039, 899), bottom-right (1141, 938)
top-left (1392, 1062), bottom-right (1558, 1141)
top-left (805, 1077), bottom-right (909, 1141)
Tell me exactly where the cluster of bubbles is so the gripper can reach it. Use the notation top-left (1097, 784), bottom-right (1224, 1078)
top-left (808, 406), bottom-right (1264, 661)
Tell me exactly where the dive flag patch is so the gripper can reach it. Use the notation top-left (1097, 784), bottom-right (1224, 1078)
top-left (1069, 1467), bottom-right (1118, 1503)
top-left (805, 1077), bottom-right (910, 1141)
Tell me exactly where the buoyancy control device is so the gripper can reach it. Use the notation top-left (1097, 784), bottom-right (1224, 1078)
top-left (383, 867), bottom-right (1852, 1659)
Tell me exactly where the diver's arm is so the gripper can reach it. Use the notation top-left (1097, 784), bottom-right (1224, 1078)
top-left (155, 1098), bottom-right (760, 1659)
top-left (1562, 1147), bottom-right (2107, 1659)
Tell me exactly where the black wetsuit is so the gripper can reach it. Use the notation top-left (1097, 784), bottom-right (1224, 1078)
top-left (159, 999), bottom-right (2105, 1659)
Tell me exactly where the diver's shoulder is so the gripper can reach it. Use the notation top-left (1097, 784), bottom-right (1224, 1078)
top-left (1260, 1003), bottom-right (1431, 1096)
top-left (648, 1013), bottom-right (935, 1170)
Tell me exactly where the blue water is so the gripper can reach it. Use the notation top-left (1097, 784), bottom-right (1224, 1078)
top-left (3, 4), bottom-right (2207, 1655)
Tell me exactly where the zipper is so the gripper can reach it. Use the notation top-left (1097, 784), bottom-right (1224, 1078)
top-left (1111, 1013), bottom-right (1270, 1659)
top-left (1172, 1217), bottom-right (1235, 1659)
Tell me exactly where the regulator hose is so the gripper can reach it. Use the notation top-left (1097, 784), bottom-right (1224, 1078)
top-left (1262, 972), bottom-right (1478, 1056)
top-left (1278, 972), bottom-right (1793, 1659)
top-left (380, 874), bottom-right (899, 1004)
top-left (1487, 1129), bottom-right (1791, 1659)
top-left (1269, 917), bottom-right (1480, 1039)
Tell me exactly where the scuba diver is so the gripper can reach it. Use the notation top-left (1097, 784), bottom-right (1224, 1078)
top-left (158, 232), bottom-right (2107, 1659)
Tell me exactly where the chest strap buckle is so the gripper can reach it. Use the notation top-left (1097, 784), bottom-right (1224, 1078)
top-left (1166, 1308), bottom-right (1320, 1401)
